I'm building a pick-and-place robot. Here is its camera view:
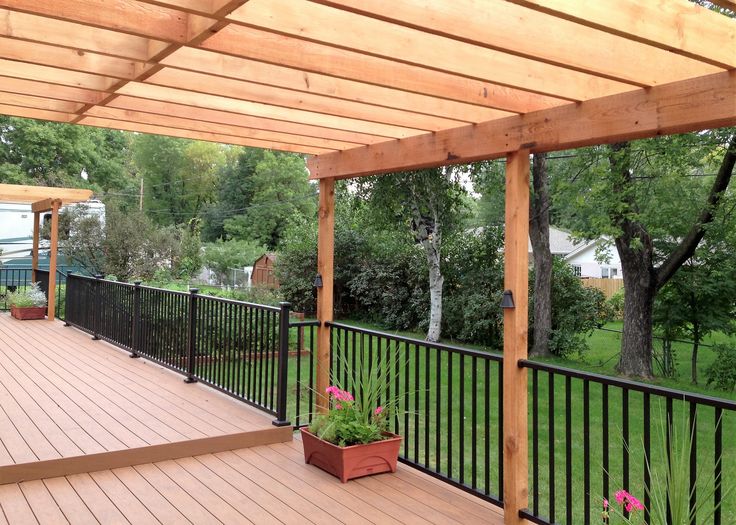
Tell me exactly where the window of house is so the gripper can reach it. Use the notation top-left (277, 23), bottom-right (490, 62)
top-left (610, 268), bottom-right (618, 278)
top-left (601, 267), bottom-right (610, 278)
top-left (572, 265), bottom-right (581, 277)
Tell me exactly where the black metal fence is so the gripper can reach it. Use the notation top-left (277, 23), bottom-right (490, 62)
top-left (0, 266), bottom-right (68, 314)
top-left (64, 274), bottom-right (291, 420)
top-left (519, 360), bottom-right (736, 525)
top-left (322, 322), bottom-right (505, 506)
top-left (58, 276), bottom-right (736, 523)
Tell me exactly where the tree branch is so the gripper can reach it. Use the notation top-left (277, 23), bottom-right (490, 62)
top-left (656, 134), bottom-right (736, 289)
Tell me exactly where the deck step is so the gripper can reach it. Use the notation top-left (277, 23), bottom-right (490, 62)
top-left (0, 426), bottom-right (292, 485)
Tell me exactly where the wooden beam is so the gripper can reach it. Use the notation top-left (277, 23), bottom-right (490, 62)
top-left (315, 177), bottom-right (335, 413)
top-left (31, 212), bottom-right (39, 283)
top-left (161, 47), bottom-right (514, 122)
top-left (0, 0), bottom-right (198, 43)
top-left (0, 58), bottom-right (118, 92)
top-left (145, 67), bottom-right (469, 131)
top-left (0, 104), bottom-right (72, 123)
top-left (0, 8), bottom-right (161, 62)
top-left (31, 198), bottom-right (56, 213)
top-left (0, 37), bottom-right (146, 80)
top-left (311, 0), bottom-right (720, 87)
top-left (227, 0), bottom-right (636, 101)
top-left (307, 71), bottom-right (736, 179)
top-left (115, 82), bottom-right (425, 138)
top-left (0, 184), bottom-right (93, 204)
top-left (507, 0), bottom-right (736, 70)
top-left (78, 116), bottom-right (330, 154)
top-left (502, 150), bottom-right (530, 525)
top-left (203, 25), bottom-right (566, 114)
top-left (0, 76), bottom-right (106, 105)
top-left (711, 0), bottom-right (736, 9)
top-left (47, 199), bottom-right (61, 322)
top-left (108, 95), bottom-right (387, 145)
top-left (85, 105), bottom-right (363, 150)
top-left (0, 92), bottom-right (84, 114)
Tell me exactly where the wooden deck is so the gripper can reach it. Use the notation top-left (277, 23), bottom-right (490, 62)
top-left (0, 438), bottom-right (505, 524)
top-left (0, 313), bottom-right (290, 483)
top-left (0, 314), bottom-right (505, 524)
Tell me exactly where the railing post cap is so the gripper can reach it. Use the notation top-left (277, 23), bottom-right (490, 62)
top-left (134, 280), bottom-right (141, 286)
top-left (279, 301), bottom-right (291, 308)
top-left (189, 288), bottom-right (199, 294)
top-left (95, 274), bottom-right (103, 279)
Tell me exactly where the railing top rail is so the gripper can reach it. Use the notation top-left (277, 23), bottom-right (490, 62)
top-left (327, 321), bottom-right (503, 362)
top-left (290, 320), bottom-right (321, 328)
top-left (519, 358), bottom-right (736, 411)
top-left (193, 293), bottom-right (281, 312)
top-left (68, 273), bottom-right (281, 310)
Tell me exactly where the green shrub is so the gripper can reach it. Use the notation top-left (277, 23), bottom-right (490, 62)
top-left (607, 287), bottom-right (625, 321)
top-left (8, 282), bottom-right (47, 308)
top-left (705, 343), bottom-right (736, 392)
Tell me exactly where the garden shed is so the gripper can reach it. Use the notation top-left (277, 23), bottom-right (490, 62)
top-left (251, 252), bottom-right (279, 288)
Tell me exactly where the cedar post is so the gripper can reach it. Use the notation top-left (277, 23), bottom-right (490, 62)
top-left (503, 150), bottom-right (530, 524)
top-left (31, 211), bottom-right (40, 283)
top-left (316, 177), bottom-right (335, 413)
top-left (47, 199), bottom-right (61, 321)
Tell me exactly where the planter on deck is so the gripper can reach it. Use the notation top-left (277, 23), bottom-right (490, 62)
top-left (10, 306), bottom-right (46, 320)
top-left (300, 428), bottom-right (402, 483)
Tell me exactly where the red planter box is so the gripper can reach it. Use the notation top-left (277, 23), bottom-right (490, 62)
top-left (10, 306), bottom-right (46, 320)
top-left (301, 428), bottom-right (402, 483)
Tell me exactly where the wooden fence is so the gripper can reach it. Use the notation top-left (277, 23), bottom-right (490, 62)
top-left (580, 278), bottom-right (624, 298)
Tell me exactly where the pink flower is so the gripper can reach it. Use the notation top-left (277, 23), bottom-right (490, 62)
top-left (614, 490), bottom-right (644, 513)
top-left (603, 498), bottom-right (608, 510)
top-left (335, 403), bottom-right (343, 410)
top-left (374, 406), bottom-right (383, 416)
top-left (326, 386), bottom-right (338, 395)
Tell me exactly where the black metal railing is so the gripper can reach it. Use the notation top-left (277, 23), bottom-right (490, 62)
top-left (64, 274), bottom-right (292, 421)
top-left (0, 266), bottom-right (69, 314)
top-left (324, 322), bottom-right (505, 506)
top-left (288, 319), bottom-right (319, 428)
top-left (519, 360), bottom-right (736, 525)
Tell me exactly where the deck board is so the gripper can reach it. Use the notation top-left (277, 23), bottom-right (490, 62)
top-left (1, 440), bottom-right (505, 524)
top-left (0, 314), bottom-right (288, 483)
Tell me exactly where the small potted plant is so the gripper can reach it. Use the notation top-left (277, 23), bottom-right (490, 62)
top-left (8, 282), bottom-right (47, 320)
top-left (301, 348), bottom-right (404, 483)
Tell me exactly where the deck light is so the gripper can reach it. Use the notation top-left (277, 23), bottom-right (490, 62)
top-left (501, 289), bottom-right (515, 309)
top-left (313, 273), bottom-right (323, 288)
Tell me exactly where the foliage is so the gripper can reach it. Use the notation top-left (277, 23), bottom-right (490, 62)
top-left (705, 343), bottom-right (736, 392)
top-left (309, 345), bottom-right (402, 447)
top-left (532, 258), bottom-right (609, 358)
top-left (133, 134), bottom-right (225, 226)
top-left (645, 409), bottom-right (731, 525)
top-left (607, 288), bottom-right (625, 321)
top-left (7, 282), bottom-right (47, 308)
top-left (175, 220), bottom-right (203, 280)
top-left (0, 116), bottom-right (133, 191)
top-left (202, 239), bottom-right (266, 284)
top-left (221, 150), bottom-right (316, 248)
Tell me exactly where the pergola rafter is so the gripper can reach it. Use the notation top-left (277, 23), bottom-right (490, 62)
top-left (0, 2), bottom-right (734, 524)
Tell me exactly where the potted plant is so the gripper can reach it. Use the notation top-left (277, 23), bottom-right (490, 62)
top-left (301, 348), bottom-right (404, 483)
top-left (8, 282), bottom-right (47, 320)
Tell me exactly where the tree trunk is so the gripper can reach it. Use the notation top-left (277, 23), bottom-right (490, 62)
top-left (617, 243), bottom-right (656, 378)
top-left (529, 153), bottom-right (553, 357)
top-left (424, 239), bottom-right (444, 342)
top-left (691, 322), bottom-right (700, 385)
top-left (610, 142), bottom-right (655, 378)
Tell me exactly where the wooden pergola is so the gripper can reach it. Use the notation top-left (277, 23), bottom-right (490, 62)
top-left (0, 1), bottom-right (734, 523)
top-left (0, 184), bottom-right (93, 321)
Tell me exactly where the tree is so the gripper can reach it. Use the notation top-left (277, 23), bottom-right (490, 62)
top-left (653, 217), bottom-right (736, 383)
top-left (133, 135), bottom-right (224, 226)
top-left (357, 168), bottom-right (466, 342)
top-left (0, 116), bottom-right (133, 191)
top-left (203, 239), bottom-right (267, 284)
top-left (529, 153), bottom-right (554, 357)
top-left (555, 131), bottom-right (736, 377)
top-left (223, 151), bottom-right (316, 248)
